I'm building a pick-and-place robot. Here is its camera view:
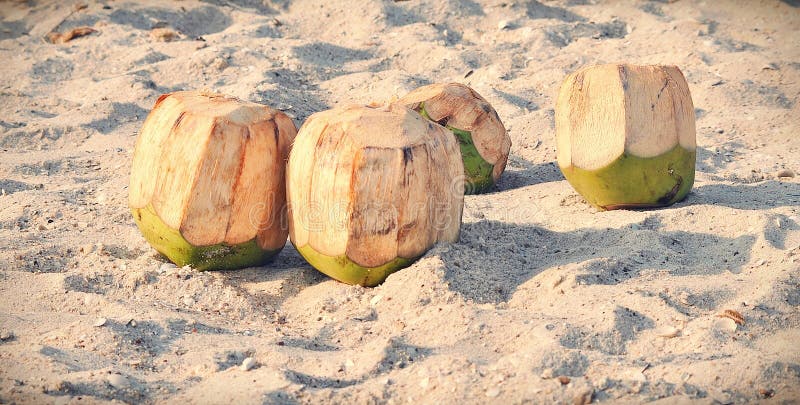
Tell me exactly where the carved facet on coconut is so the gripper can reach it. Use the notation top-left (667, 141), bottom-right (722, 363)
top-left (556, 64), bottom-right (696, 210)
top-left (397, 83), bottom-right (511, 194)
top-left (129, 91), bottom-right (297, 270)
top-left (287, 104), bottom-right (464, 286)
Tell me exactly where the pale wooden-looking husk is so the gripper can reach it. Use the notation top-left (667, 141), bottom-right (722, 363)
top-left (129, 90), bottom-right (297, 250)
top-left (556, 64), bottom-right (696, 171)
top-left (397, 83), bottom-right (511, 181)
top-left (287, 104), bottom-right (464, 268)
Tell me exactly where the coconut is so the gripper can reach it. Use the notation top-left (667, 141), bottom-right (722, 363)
top-left (287, 104), bottom-right (464, 286)
top-left (555, 64), bottom-right (696, 210)
top-left (397, 83), bottom-right (511, 194)
top-left (129, 91), bottom-right (297, 270)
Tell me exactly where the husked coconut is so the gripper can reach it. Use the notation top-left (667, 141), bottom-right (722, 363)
top-left (556, 64), bottom-right (696, 210)
top-left (287, 103), bottom-right (464, 286)
top-left (129, 91), bottom-right (297, 270)
top-left (398, 83), bottom-right (511, 194)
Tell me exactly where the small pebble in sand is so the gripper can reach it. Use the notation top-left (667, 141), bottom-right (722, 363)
top-left (150, 28), bottom-right (179, 42)
top-left (573, 389), bottom-right (593, 405)
top-left (654, 325), bottom-right (681, 338)
top-left (541, 368), bottom-right (554, 379)
top-left (370, 295), bottom-right (383, 306)
top-left (485, 387), bottom-right (500, 397)
top-left (159, 262), bottom-right (177, 273)
top-left (93, 318), bottom-right (107, 327)
top-left (107, 374), bottom-right (129, 389)
top-left (558, 376), bottom-right (571, 385)
top-left (497, 20), bottom-right (510, 30)
top-left (241, 357), bottom-right (257, 371)
top-left (419, 377), bottom-right (430, 388)
top-left (45, 380), bottom-right (69, 393)
top-left (0, 330), bottom-right (14, 341)
top-left (595, 377), bottom-right (611, 391)
top-left (776, 169), bottom-right (795, 178)
top-left (211, 57), bottom-right (228, 71)
top-left (551, 274), bottom-right (565, 289)
top-left (713, 317), bottom-right (738, 333)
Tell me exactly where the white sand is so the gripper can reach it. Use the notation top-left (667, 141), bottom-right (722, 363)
top-left (1, 0), bottom-right (799, 403)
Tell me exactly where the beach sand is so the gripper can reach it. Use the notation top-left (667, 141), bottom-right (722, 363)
top-left (1, 0), bottom-right (799, 403)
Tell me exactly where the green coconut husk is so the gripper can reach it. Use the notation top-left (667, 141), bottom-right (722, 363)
top-left (559, 145), bottom-right (695, 210)
top-left (418, 103), bottom-right (495, 194)
top-left (295, 244), bottom-right (418, 287)
top-left (132, 204), bottom-right (281, 270)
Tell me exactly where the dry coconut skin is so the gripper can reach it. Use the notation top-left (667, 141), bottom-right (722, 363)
top-left (555, 64), bottom-right (696, 209)
top-left (287, 104), bottom-right (463, 286)
top-left (397, 83), bottom-right (511, 194)
top-left (129, 91), bottom-right (296, 270)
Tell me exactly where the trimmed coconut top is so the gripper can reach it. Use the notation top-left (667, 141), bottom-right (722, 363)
top-left (166, 90), bottom-right (277, 125)
top-left (397, 83), bottom-right (511, 179)
top-left (556, 64), bottom-right (696, 171)
top-left (302, 103), bottom-right (437, 149)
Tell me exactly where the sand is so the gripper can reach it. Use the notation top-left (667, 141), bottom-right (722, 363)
top-left (1, 0), bottom-right (799, 403)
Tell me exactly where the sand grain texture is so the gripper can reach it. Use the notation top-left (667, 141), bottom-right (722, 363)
top-left (1, 0), bottom-right (799, 403)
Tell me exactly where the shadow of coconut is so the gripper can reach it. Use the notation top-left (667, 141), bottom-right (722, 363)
top-left (215, 243), bottom-right (328, 311)
top-left (109, 5), bottom-right (232, 37)
top-left (695, 145), bottom-right (747, 176)
top-left (282, 337), bottom-right (432, 388)
top-left (559, 306), bottom-right (655, 355)
top-left (256, 67), bottom-right (331, 123)
top-left (691, 181), bottom-right (800, 210)
top-left (527, 0), bottom-right (585, 22)
top-left (293, 42), bottom-right (373, 67)
top-left (290, 42), bottom-right (375, 81)
top-left (83, 102), bottom-right (151, 135)
top-left (495, 159), bottom-right (563, 192)
top-left (200, 0), bottom-right (279, 15)
top-left (439, 219), bottom-right (755, 304)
